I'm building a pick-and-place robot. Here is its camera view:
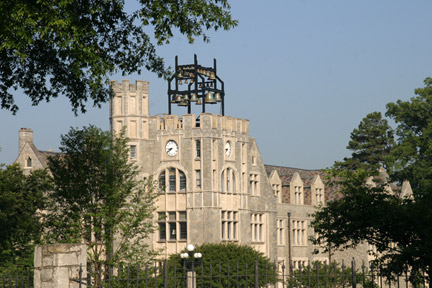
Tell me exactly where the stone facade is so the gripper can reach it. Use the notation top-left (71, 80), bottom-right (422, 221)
top-left (15, 79), bottom-right (411, 268)
top-left (34, 244), bottom-right (86, 288)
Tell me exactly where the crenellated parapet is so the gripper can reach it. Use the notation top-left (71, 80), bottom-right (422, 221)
top-left (110, 80), bottom-right (149, 118)
top-left (155, 113), bottom-right (249, 135)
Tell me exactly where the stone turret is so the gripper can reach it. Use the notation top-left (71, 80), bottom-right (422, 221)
top-left (110, 80), bottom-right (149, 117)
top-left (110, 80), bottom-right (150, 139)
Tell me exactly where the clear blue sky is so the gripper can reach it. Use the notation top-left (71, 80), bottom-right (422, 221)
top-left (1, 0), bottom-right (431, 169)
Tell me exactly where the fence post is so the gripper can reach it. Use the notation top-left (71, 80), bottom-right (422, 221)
top-left (254, 259), bottom-right (259, 288)
top-left (352, 258), bottom-right (356, 288)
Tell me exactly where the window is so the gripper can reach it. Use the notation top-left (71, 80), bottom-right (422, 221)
top-left (292, 220), bottom-right (307, 246)
top-left (292, 258), bottom-right (309, 270)
top-left (294, 186), bottom-right (303, 205)
top-left (249, 173), bottom-right (260, 195)
top-left (169, 168), bottom-right (176, 191)
top-left (168, 212), bottom-right (177, 240)
top-left (26, 157), bottom-right (32, 167)
top-left (195, 140), bottom-right (201, 158)
top-left (195, 170), bottom-right (201, 189)
top-left (277, 219), bottom-right (284, 245)
top-left (158, 211), bottom-right (187, 241)
top-left (158, 212), bottom-right (167, 240)
top-left (315, 188), bottom-right (324, 205)
top-left (251, 213), bottom-right (264, 242)
top-left (158, 168), bottom-right (187, 193)
top-left (130, 145), bottom-right (137, 159)
top-left (221, 168), bottom-right (237, 193)
top-left (273, 184), bottom-right (281, 203)
top-left (221, 211), bottom-right (238, 241)
top-left (252, 156), bottom-right (257, 165)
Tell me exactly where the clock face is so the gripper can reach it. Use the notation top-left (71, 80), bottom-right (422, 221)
top-left (225, 141), bottom-right (231, 156)
top-left (165, 140), bottom-right (178, 156)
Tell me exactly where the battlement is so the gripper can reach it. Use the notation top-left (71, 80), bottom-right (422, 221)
top-left (156, 113), bottom-right (250, 135)
top-left (110, 80), bottom-right (149, 117)
top-left (110, 80), bottom-right (149, 93)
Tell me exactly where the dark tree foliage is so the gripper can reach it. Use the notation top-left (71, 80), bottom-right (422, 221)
top-left (44, 125), bottom-right (157, 276)
top-left (386, 77), bottom-right (432, 196)
top-left (0, 0), bottom-right (238, 114)
top-left (159, 243), bottom-right (277, 287)
top-left (313, 78), bottom-right (432, 279)
top-left (287, 261), bottom-right (375, 288)
top-left (334, 112), bottom-right (394, 173)
top-left (0, 164), bottom-right (51, 271)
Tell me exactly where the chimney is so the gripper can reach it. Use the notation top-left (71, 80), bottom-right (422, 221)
top-left (19, 128), bottom-right (33, 153)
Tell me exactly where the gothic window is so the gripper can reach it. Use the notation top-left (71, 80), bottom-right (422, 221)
top-left (292, 258), bottom-right (309, 270)
top-left (195, 140), bottom-right (201, 158)
top-left (221, 168), bottom-right (237, 193)
top-left (249, 173), bottom-right (259, 196)
top-left (273, 184), bottom-right (281, 203)
top-left (158, 211), bottom-right (187, 241)
top-left (158, 168), bottom-right (186, 193)
top-left (130, 145), bottom-right (137, 159)
top-left (315, 188), bottom-right (324, 205)
top-left (292, 220), bottom-right (307, 246)
top-left (294, 186), bottom-right (303, 205)
top-left (195, 170), bottom-right (201, 189)
top-left (277, 219), bottom-right (284, 245)
top-left (26, 157), bottom-right (32, 167)
top-left (221, 211), bottom-right (238, 241)
top-left (251, 213), bottom-right (264, 242)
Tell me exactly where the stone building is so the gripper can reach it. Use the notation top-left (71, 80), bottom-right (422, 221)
top-left (16, 79), bottom-right (409, 267)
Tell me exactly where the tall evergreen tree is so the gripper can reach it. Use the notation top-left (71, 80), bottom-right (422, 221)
top-left (313, 78), bottom-right (432, 279)
top-left (334, 111), bottom-right (394, 173)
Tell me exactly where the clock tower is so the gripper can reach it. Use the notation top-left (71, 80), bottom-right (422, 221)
top-left (110, 56), bottom-right (277, 260)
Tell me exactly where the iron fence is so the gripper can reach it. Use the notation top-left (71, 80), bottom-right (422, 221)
top-left (1, 260), bottom-right (429, 288)
top-left (0, 270), bottom-right (33, 288)
top-left (73, 259), bottom-right (430, 288)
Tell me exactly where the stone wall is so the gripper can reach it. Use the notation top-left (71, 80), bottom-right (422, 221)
top-left (34, 244), bottom-right (87, 288)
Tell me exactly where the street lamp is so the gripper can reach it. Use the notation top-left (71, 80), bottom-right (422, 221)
top-left (180, 244), bottom-right (202, 288)
top-left (180, 244), bottom-right (202, 270)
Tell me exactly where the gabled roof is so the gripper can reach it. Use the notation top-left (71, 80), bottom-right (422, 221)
top-left (264, 164), bottom-right (326, 187)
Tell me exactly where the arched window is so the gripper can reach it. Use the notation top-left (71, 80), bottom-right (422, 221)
top-left (221, 168), bottom-right (237, 193)
top-left (158, 168), bottom-right (187, 193)
top-left (26, 157), bottom-right (32, 167)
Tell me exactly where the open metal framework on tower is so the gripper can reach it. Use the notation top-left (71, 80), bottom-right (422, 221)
top-left (168, 54), bottom-right (225, 115)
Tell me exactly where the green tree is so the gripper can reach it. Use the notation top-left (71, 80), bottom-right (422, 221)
top-left (158, 243), bottom-right (277, 287)
top-left (334, 112), bottom-right (394, 173)
top-left (44, 126), bottom-right (158, 276)
top-left (312, 78), bottom-right (432, 279)
top-left (386, 77), bottom-right (432, 196)
top-left (0, 0), bottom-right (237, 114)
top-left (0, 164), bottom-right (51, 271)
top-left (287, 261), bottom-right (375, 288)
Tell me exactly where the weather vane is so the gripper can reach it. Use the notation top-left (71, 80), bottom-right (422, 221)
top-left (167, 54), bottom-right (225, 115)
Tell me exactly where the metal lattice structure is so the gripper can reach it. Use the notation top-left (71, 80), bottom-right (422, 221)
top-left (168, 54), bottom-right (225, 115)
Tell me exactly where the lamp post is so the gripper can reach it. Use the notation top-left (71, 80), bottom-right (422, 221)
top-left (180, 244), bottom-right (202, 288)
top-left (287, 212), bottom-right (292, 273)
